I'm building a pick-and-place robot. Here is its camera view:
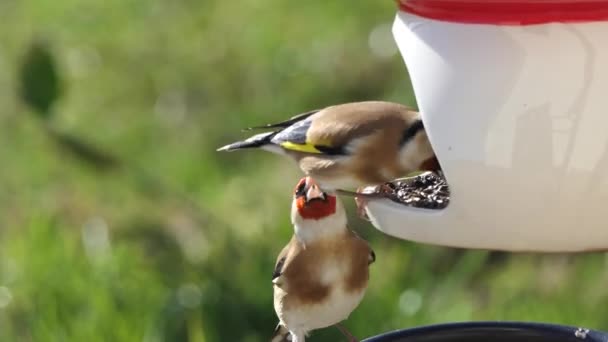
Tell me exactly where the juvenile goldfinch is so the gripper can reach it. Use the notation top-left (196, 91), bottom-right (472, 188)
top-left (217, 101), bottom-right (439, 217)
top-left (271, 177), bottom-right (375, 342)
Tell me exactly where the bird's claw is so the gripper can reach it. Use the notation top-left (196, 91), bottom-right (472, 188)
top-left (354, 184), bottom-right (393, 222)
top-left (355, 187), bottom-right (371, 222)
top-left (355, 196), bottom-right (370, 221)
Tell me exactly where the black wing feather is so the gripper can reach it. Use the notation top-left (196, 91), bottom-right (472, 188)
top-left (243, 109), bottom-right (319, 131)
top-left (270, 118), bottom-right (312, 145)
top-left (272, 256), bottom-right (286, 280)
top-left (314, 144), bottom-right (346, 155)
top-left (270, 118), bottom-right (349, 155)
top-left (400, 119), bottom-right (425, 146)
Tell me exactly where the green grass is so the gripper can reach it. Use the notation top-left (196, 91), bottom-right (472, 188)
top-left (1, 1), bottom-right (608, 341)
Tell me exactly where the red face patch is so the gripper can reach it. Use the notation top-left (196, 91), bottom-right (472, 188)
top-left (296, 195), bottom-right (337, 220)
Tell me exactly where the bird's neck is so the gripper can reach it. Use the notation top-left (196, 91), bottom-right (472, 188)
top-left (292, 210), bottom-right (347, 246)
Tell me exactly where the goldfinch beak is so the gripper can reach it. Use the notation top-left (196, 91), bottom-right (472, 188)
top-left (305, 178), bottom-right (326, 202)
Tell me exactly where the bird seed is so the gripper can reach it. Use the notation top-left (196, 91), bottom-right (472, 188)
top-left (377, 171), bottom-right (450, 209)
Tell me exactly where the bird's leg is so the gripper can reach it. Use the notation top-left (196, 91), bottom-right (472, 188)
top-left (290, 332), bottom-right (304, 342)
top-left (335, 188), bottom-right (385, 222)
top-left (335, 323), bottom-right (359, 342)
top-left (354, 187), bottom-right (371, 222)
top-left (354, 185), bottom-right (391, 222)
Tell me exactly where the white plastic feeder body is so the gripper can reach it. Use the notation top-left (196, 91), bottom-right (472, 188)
top-left (366, 8), bottom-right (608, 252)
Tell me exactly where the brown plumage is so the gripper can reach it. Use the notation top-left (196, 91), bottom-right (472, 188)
top-left (273, 231), bottom-right (373, 306)
top-left (271, 177), bottom-right (375, 342)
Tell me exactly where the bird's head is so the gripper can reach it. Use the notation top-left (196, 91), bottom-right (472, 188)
top-left (291, 176), bottom-right (347, 243)
top-left (292, 176), bottom-right (338, 220)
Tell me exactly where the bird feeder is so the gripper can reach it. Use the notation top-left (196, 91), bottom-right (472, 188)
top-left (365, 0), bottom-right (608, 252)
top-left (362, 321), bottom-right (607, 342)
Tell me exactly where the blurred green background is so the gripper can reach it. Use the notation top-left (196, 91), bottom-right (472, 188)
top-left (2, 1), bottom-right (608, 341)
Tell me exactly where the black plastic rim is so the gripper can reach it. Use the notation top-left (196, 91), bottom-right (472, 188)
top-left (362, 321), bottom-right (608, 342)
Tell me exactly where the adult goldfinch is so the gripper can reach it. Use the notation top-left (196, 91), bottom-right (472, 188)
top-left (217, 101), bottom-right (438, 191)
top-left (271, 177), bottom-right (375, 342)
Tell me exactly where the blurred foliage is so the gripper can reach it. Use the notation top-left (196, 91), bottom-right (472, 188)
top-left (18, 38), bottom-right (61, 118)
top-left (1, 1), bottom-right (608, 341)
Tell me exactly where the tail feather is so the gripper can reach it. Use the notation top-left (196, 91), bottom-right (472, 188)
top-left (216, 131), bottom-right (278, 152)
top-left (270, 323), bottom-right (292, 342)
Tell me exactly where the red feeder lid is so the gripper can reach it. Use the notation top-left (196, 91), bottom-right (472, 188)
top-left (398, 0), bottom-right (608, 25)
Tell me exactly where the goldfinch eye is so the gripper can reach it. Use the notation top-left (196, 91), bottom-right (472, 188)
top-left (294, 180), bottom-right (306, 196)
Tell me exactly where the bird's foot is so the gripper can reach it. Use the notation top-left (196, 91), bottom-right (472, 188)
top-left (354, 184), bottom-right (392, 222)
top-left (354, 187), bottom-right (371, 222)
top-left (335, 323), bottom-right (359, 342)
